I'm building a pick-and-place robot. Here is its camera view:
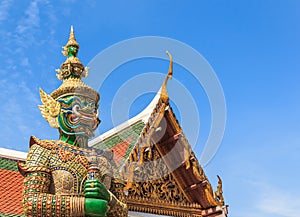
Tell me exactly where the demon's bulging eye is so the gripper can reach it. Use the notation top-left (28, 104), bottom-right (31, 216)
top-left (72, 104), bottom-right (81, 113)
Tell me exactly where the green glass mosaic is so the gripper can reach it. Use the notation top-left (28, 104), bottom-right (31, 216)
top-left (0, 213), bottom-right (25, 217)
top-left (0, 158), bottom-right (19, 172)
top-left (93, 120), bottom-right (145, 168)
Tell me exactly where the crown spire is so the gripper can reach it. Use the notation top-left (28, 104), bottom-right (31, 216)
top-left (50, 27), bottom-right (98, 101)
top-left (62, 25), bottom-right (80, 57)
top-left (56, 26), bottom-right (88, 81)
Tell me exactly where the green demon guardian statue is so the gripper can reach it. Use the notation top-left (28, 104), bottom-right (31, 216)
top-left (18, 27), bottom-right (128, 217)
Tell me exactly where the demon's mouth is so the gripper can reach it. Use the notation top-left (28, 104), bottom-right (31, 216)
top-left (69, 104), bottom-right (99, 129)
top-left (58, 106), bottom-right (99, 137)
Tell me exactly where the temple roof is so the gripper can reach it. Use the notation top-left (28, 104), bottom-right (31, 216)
top-left (89, 71), bottom-right (228, 216)
top-left (89, 50), bottom-right (173, 162)
top-left (0, 152), bottom-right (25, 217)
top-left (89, 89), bottom-right (162, 168)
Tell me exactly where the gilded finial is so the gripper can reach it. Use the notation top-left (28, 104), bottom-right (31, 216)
top-left (160, 51), bottom-right (173, 101)
top-left (56, 26), bottom-right (89, 81)
top-left (62, 25), bottom-right (80, 57)
top-left (166, 51), bottom-right (173, 79)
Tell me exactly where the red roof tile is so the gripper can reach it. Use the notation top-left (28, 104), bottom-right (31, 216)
top-left (0, 169), bottom-right (24, 215)
top-left (109, 137), bottom-right (133, 166)
top-left (92, 121), bottom-right (145, 168)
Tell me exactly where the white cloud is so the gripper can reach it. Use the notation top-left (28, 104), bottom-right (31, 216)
top-left (43, 0), bottom-right (58, 25)
top-left (21, 57), bottom-right (29, 67)
top-left (0, 80), bottom-right (43, 151)
top-left (20, 81), bottom-right (40, 105)
top-left (242, 180), bottom-right (300, 217)
top-left (2, 0), bottom-right (58, 51)
top-left (0, 0), bottom-right (58, 80)
top-left (13, 0), bottom-right (42, 51)
top-left (0, 0), bottom-right (13, 22)
top-left (16, 0), bottom-right (40, 35)
top-left (257, 188), bottom-right (300, 217)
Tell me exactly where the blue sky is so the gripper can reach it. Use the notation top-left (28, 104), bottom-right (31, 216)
top-left (1, 1), bottom-right (300, 216)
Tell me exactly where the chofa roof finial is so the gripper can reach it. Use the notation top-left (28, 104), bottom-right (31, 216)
top-left (160, 51), bottom-right (173, 101)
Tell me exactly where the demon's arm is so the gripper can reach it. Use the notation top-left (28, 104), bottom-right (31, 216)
top-left (19, 143), bottom-right (107, 217)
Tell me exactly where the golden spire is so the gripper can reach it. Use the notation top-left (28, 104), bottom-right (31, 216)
top-left (62, 25), bottom-right (80, 56)
top-left (67, 25), bottom-right (80, 48)
top-left (160, 51), bottom-right (173, 101)
top-left (56, 26), bottom-right (88, 81)
top-left (50, 27), bottom-right (98, 101)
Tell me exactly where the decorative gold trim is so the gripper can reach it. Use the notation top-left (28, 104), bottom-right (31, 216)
top-left (214, 175), bottom-right (225, 206)
top-left (127, 196), bottom-right (203, 217)
top-left (50, 78), bottom-right (99, 101)
top-left (39, 88), bottom-right (61, 128)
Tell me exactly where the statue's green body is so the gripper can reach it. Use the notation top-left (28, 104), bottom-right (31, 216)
top-left (19, 27), bottom-right (128, 217)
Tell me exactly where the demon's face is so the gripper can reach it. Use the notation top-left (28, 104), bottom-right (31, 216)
top-left (57, 95), bottom-right (100, 138)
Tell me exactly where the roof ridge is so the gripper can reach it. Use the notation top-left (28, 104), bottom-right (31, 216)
top-left (0, 148), bottom-right (27, 161)
top-left (89, 51), bottom-right (173, 147)
top-left (89, 89), bottom-right (162, 147)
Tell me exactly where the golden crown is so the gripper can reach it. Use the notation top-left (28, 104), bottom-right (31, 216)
top-left (51, 26), bottom-right (100, 102)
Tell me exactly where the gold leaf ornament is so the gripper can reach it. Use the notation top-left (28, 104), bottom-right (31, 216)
top-left (38, 88), bottom-right (61, 128)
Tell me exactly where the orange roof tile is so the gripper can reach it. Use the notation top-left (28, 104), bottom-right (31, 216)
top-left (0, 169), bottom-right (24, 215)
top-left (109, 137), bottom-right (133, 166)
top-left (92, 120), bottom-right (145, 168)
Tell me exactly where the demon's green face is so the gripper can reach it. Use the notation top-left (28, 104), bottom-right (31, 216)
top-left (67, 45), bottom-right (78, 57)
top-left (57, 95), bottom-right (100, 138)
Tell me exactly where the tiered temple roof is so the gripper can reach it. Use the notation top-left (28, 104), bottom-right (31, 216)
top-left (89, 75), bottom-right (228, 217)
